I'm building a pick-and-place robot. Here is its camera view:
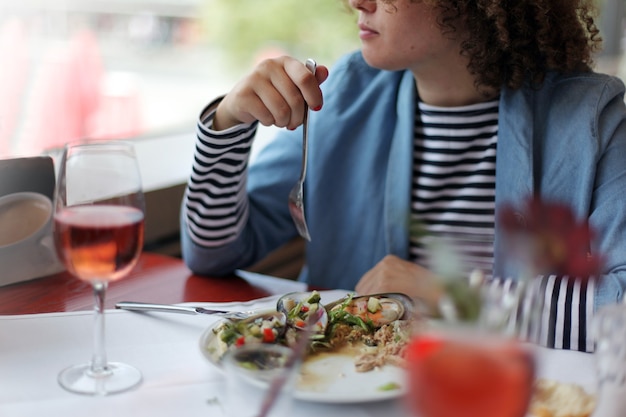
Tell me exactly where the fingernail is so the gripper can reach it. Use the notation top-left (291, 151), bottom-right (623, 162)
top-left (312, 105), bottom-right (322, 111)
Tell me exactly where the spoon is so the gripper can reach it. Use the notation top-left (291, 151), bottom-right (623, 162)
top-left (288, 58), bottom-right (317, 241)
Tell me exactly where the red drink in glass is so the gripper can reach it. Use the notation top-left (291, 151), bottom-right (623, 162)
top-left (405, 331), bottom-right (535, 417)
top-left (54, 205), bottom-right (144, 283)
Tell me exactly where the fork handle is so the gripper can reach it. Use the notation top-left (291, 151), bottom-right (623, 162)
top-left (300, 59), bottom-right (317, 180)
top-left (115, 301), bottom-right (199, 315)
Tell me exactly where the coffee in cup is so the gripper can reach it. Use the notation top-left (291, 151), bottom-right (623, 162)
top-left (0, 192), bottom-right (52, 247)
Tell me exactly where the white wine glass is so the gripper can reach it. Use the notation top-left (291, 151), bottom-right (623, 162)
top-left (53, 140), bottom-right (145, 395)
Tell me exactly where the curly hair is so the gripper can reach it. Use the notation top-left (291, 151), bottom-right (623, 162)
top-left (364, 0), bottom-right (604, 91)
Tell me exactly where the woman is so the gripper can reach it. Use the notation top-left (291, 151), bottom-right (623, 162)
top-left (181, 0), bottom-right (626, 352)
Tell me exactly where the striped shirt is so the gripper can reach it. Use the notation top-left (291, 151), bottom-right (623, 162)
top-left (409, 99), bottom-right (497, 277)
top-left (185, 99), bottom-right (597, 352)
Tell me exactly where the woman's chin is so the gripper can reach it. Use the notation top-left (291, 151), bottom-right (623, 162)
top-left (361, 50), bottom-right (405, 72)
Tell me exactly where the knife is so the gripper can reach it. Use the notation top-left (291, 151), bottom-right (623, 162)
top-left (115, 301), bottom-right (251, 320)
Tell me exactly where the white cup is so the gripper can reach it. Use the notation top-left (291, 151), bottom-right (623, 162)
top-left (0, 192), bottom-right (52, 247)
top-left (0, 192), bottom-right (63, 285)
top-left (222, 344), bottom-right (299, 417)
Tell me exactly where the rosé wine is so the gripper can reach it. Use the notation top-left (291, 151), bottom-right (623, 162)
top-left (54, 205), bottom-right (144, 283)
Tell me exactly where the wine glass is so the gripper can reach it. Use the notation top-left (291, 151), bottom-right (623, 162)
top-left (53, 141), bottom-right (145, 395)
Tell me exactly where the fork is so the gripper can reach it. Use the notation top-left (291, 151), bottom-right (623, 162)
top-left (288, 58), bottom-right (317, 241)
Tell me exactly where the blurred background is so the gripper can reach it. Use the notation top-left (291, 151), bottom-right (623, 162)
top-left (0, 0), bottom-right (623, 160)
top-left (0, 0), bottom-right (357, 159)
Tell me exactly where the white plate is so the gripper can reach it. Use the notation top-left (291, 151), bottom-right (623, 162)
top-left (295, 351), bottom-right (406, 403)
top-left (198, 319), bottom-right (406, 403)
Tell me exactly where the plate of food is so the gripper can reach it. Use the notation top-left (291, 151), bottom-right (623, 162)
top-left (198, 291), bottom-right (418, 403)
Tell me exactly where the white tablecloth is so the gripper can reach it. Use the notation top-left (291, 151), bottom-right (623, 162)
top-left (0, 286), bottom-right (597, 417)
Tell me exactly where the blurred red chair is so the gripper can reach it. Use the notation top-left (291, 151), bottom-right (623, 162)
top-left (21, 30), bottom-right (103, 154)
top-left (0, 18), bottom-right (30, 157)
top-left (88, 72), bottom-right (143, 140)
top-left (18, 28), bottom-right (143, 156)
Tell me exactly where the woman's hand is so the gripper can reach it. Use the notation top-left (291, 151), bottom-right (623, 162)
top-left (355, 255), bottom-right (445, 313)
top-left (214, 56), bottom-right (329, 131)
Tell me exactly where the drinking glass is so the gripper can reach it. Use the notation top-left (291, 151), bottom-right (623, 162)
top-left (222, 344), bottom-right (300, 417)
top-left (404, 278), bottom-right (535, 417)
top-left (405, 327), bottom-right (535, 417)
top-left (53, 141), bottom-right (145, 395)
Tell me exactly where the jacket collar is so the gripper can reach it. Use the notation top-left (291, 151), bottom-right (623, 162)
top-left (384, 71), bottom-right (417, 257)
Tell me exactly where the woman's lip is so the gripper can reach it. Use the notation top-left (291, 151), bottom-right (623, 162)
top-left (358, 24), bottom-right (378, 39)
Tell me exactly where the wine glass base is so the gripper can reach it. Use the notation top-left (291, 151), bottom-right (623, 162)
top-left (58, 362), bottom-right (142, 396)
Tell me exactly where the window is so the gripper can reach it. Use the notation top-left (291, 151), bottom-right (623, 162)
top-left (0, 0), bottom-right (357, 162)
top-left (0, 0), bottom-right (623, 177)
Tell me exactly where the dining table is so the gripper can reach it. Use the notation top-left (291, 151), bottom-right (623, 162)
top-left (0, 252), bottom-right (600, 417)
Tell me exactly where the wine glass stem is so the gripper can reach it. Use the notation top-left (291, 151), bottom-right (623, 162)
top-left (91, 281), bottom-right (110, 376)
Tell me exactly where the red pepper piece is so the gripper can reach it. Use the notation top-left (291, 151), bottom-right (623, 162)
top-left (263, 328), bottom-right (275, 343)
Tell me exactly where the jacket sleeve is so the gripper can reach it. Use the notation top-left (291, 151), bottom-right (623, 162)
top-left (180, 99), bottom-right (303, 276)
top-left (588, 76), bottom-right (626, 308)
top-left (533, 75), bottom-right (626, 352)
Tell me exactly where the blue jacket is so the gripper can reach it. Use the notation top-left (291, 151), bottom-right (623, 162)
top-left (182, 51), bottom-right (626, 310)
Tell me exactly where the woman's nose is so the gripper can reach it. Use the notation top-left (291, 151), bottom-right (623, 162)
top-left (349, 0), bottom-right (377, 12)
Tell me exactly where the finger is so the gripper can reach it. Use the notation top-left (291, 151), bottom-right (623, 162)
top-left (235, 70), bottom-right (298, 128)
top-left (264, 69), bottom-right (307, 128)
top-left (315, 65), bottom-right (329, 85)
top-left (225, 82), bottom-right (282, 128)
top-left (282, 60), bottom-right (325, 120)
top-left (355, 279), bottom-right (367, 295)
top-left (310, 65), bottom-right (329, 112)
top-left (355, 271), bottom-right (378, 295)
top-left (244, 93), bottom-right (283, 127)
top-left (239, 57), bottom-right (305, 128)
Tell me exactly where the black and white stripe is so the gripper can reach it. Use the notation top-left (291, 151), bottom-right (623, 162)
top-left (185, 106), bottom-right (257, 247)
top-left (409, 99), bottom-right (498, 276)
top-left (534, 275), bottom-right (595, 351)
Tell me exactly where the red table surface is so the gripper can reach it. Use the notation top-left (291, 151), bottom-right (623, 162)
top-left (0, 252), bottom-right (276, 315)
